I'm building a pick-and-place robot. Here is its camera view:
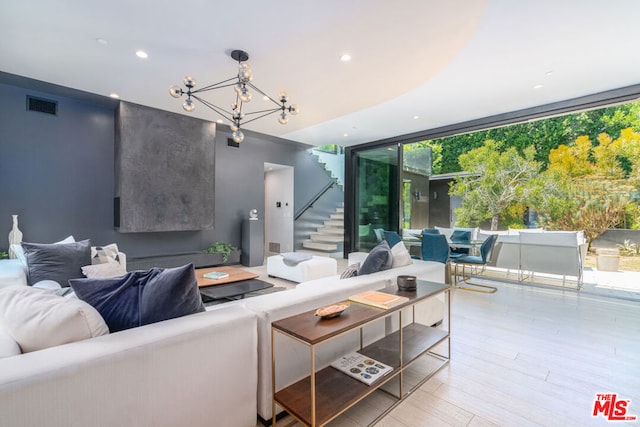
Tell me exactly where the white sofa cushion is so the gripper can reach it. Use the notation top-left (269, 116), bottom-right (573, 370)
top-left (0, 323), bottom-right (21, 358)
top-left (0, 286), bottom-right (108, 353)
top-left (81, 261), bottom-right (127, 279)
top-left (0, 260), bottom-right (29, 288)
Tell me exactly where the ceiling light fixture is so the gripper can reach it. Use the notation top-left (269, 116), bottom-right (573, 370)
top-left (169, 49), bottom-right (298, 144)
top-left (109, 93), bottom-right (120, 99)
top-left (533, 84), bottom-right (543, 89)
top-left (340, 54), bottom-right (352, 62)
top-left (136, 50), bottom-right (148, 59)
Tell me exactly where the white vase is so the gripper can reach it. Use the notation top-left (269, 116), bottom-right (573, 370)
top-left (8, 215), bottom-right (23, 259)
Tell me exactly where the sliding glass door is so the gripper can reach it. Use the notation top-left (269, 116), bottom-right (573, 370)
top-left (345, 142), bottom-right (432, 255)
top-left (352, 145), bottom-right (399, 251)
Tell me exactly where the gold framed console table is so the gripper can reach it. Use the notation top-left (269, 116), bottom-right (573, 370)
top-left (271, 281), bottom-right (450, 426)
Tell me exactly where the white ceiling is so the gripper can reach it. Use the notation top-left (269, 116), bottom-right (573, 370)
top-left (2, 0), bottom-right (640, 147)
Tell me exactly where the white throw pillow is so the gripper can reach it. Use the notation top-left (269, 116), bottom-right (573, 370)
top-left (0, 285), bottom-right (108, 353)
top-left (90, 243), bottom-right (120, 265)
top-left (82, 261), bottom-right (127, 279)
top-left (390, 241), bottom-right (412, 268)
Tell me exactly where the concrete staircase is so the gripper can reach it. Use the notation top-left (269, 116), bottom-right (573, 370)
top-left (301, 205), bottom-right (344, 256)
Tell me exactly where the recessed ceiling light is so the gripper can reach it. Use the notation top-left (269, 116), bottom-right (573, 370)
top-left (340, 54), bottom-right (352, 62)
top-left (216, 119), bottom-right (223, 124)
top-left (263, 95), bottom-right (269, 101)
top-left (109, 93), bottom-right (120, 99)
top-left (533, 84), bottom-right (543, 89)
top-left (413, 115), bottom-right (420, 120)
top-left (546, 70), bottom-right (554, 76)
top-left (96, 38), bottom-right (108, 45)
top-left (343, 133), bottom-right (349, 137)
top-left (136, 50), bottom-right (148, 59)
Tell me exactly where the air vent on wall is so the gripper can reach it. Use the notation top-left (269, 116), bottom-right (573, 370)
top-left (26, 95), bottom-right (57, 115)
top-left (227, 137), bottom-right (240, 148)
top-left (269, 242), bottom-right (281, 253)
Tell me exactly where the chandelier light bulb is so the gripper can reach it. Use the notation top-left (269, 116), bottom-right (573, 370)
top-left (183, 75), bottom-right (196, 88)
top-left (278, 112), bottom-right (288, 125)
top-left (234, 82), bottom-right (243, 94)
top-left (230, 124), bottom-right (239, 132)
top-left (239, 88), bottom-right (252, 103)
top-left (169, 85), bottom-right (182, 98)
top-left (232, 130), bottom-right (245, 143)
top-left (182, 98), bottom-right (195, 112)
top-left (238, 64), bottom-right (253, 81)
top-left (279, 91), bottom-right (288, 103)
top-left (289, 104), bottom-right (299, 115)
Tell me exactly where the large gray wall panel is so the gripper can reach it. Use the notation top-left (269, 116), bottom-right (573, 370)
top-left (115, 102), bottom-right (216, 232)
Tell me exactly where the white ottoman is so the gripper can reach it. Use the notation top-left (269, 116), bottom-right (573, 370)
top-left (267, 254), bottom-right (337, 283)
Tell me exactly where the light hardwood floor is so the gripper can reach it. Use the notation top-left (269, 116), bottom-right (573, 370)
top-left (254, 261), bottom-right (640, 427)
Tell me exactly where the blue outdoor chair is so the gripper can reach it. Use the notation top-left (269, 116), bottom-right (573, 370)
top-left (421, 233), bottom-right (450, 263)
top-left (452, 234), bottom-right (498, 293)
top-left (421, 233), bottom-right (453, 284)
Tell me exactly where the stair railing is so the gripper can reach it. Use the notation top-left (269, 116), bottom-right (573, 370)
top-left (294, 181), bottom-right (335, 220)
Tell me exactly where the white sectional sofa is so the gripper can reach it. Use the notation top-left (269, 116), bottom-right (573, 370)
top-left (0, 254), bottom-right (446, 426)
top-left (0, 303), bottom-right (258, 427)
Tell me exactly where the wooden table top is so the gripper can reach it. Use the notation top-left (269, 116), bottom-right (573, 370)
top-left (195, 266), bottom-right (259, 287)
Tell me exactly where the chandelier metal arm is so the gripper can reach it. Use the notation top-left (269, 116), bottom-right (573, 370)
top-left (246, 82), bottom-right (282, 107)
top-left (191, 94), bottom-right (234, 122)
top-left (192, 77), bottom-right (238, 94)
top-left (240, 109), bottom-right (282, 126)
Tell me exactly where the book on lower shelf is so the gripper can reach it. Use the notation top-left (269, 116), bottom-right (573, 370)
top-left (203, 271), bottom-right (229, 280)
top-left (348, 290), bottom-right (409, 310)
top-left (330, 352), bottom-right (394, 386)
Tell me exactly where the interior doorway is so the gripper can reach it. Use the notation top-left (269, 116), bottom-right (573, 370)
top-left (264, 163), bottom-right (294, 256)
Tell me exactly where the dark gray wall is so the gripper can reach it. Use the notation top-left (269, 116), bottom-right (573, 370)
top-left (0, 80), bottom-right (311, 258)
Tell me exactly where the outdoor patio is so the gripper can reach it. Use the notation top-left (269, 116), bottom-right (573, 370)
top-left (468, 266), bottom-right (640, 302)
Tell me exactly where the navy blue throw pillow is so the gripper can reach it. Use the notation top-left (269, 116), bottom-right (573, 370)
top-left (69, 263), bottom-right (205, 332)
top-left (359, 240), bottom-right (393, 275)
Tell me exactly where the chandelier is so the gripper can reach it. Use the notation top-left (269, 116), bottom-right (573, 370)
top-left (169, 49), bottom-right (298, 143)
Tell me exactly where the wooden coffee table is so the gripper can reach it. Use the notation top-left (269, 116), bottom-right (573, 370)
top-left (196, 266), bottom-right (259, 287)
top-left (196, 266), bottom-right (272, 301)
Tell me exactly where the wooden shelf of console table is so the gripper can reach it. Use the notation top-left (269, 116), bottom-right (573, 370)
top-left (271, 281), bottom-right (450, 427)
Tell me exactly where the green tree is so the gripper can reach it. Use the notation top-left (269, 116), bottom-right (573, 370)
top-left (450, 140), bottom-right (542, 230)
top-left (539, 128), bottom-right (640, 244)
top-left (429, 101), bottom-right (640, 173)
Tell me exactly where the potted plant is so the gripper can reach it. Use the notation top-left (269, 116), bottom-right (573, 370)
top-left (204, 241), bottom-right (241, 265)
top-left (595, 247), bottom-right (620, 272)
top-left (0, 251), bottom-right (8, 260)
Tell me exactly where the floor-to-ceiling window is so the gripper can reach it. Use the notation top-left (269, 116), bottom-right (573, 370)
top-left (347, 143), bottom-right (433, 252)
top-left (352, 145), bottom-right (399, 251)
